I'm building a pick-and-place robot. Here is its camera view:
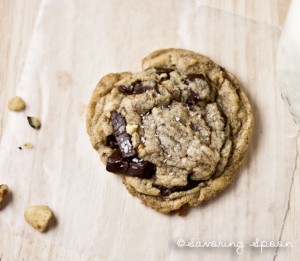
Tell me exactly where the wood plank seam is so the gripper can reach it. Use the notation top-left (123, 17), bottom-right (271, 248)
top-left (273, 129), bottom-right (300, 261)
top-left (197, 1), bottom-right (284, 29)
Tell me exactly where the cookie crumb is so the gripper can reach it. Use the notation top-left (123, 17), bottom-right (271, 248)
top-left (27, 116), bottom-right (41, 130)
top-left (22, 143), bottom-right (34, 149)
top-left (8, 96), bottom-right (26, 111)
top-left (24, 205), bottom-right (53, 232)
top-left (0, 184), bottom-right (9, 207)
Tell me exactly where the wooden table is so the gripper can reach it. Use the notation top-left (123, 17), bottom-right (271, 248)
top-left (1, 0), bottom-right (299, 260)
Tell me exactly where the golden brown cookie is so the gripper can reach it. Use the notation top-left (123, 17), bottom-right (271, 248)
top-left (86, 49), bottom-right (253, 214)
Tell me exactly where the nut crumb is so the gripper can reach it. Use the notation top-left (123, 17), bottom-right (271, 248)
top-left (22, 143), bottom-right (33, 149)
top-left (159, 73), bottom-right (168, 80)
top-left (126, 124), bottom-right (138, 135)
top-left (24, 205), bottom-right (53, 232)
top-left (8, 96), bottom-right (26, 111)
top-left (27, 116), bottom-right (41, 130)
top-left (0, 184), bottom-right (9, 207)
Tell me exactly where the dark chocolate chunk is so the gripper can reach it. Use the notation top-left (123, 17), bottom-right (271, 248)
top-left (132, 82), bottom-right (147, 94)
top-left (106, 149), bottom-right (129, 173)
top-left (105, 134), bottom-right (118, 148)
top-left (108, 111), bottom-right (156, 177)
top-left (127, 161), bottom-right (156, 179)
top-left (133, 82), bottom-right (157, 94)
top-left (154, 174), bottom-right (201, 196)
top-left (106, 149), bottom-right (156, 178)
top-left (111, 111), bottom-right (136, 158)
top-left (118, 81), bottom-right (157, 95)
top-left (111, 112), bottom-right (127, 135)
top-left (187, 90), bottom-right (200, 105)
top-left (183, 73), bottom-right (206, 84)
top-left (116, 132), bottom-right (137, 158)
top-left (118, 85), bottom-right (134, 94)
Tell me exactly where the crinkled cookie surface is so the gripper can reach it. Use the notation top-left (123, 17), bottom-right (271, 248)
top-left (86, 49), bottom-right (253, 214)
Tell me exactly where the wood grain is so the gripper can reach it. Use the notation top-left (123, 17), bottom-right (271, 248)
top-left (0, 0), bottom-right (298, 261)
top-left (199, 0), bottom-right (290, 26)
top-left (0, 0), bottom-right (41, 141)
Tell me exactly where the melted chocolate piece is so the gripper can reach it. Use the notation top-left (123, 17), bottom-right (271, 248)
top-left (111, 112), bottom-right (136, 158)
top-left (154, 175), bottom-right (201, 196)
top-left (127, 161), bottom-right (156, 179)
top-left (118, 85), bottom-right (134, 94)
top-left (118, 81), bottom-right (157, 95)
top-left (105, 134), bottom-right (118, 148)
top-left (187, 90), bottom-right (200, 105)
top-left (106, 149), bottom-right (156, 178)
top-left (117, 133), bottom-right (137, 158)
top-left (131, 82), bottom-right (144, 94)
top-left (183, 73), bottom-right (206, 84)
top-left (111, 112), bottom-right (127, 135)
top-left (106, 149), bottom-right (129, 173)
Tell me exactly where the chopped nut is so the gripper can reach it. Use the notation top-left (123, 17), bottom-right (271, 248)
top-left (7, 96), bottom-right (26, 111)
top-left (126, 124), bottom-right (138, 135)
top-left (27, 116), bottom-right (41, 130)
top-left (24, 205), bottom-right (53, 232)
top-left (159, 73), bottom-right (168, 80)
top-left (0, 184), bottom-right (9, 207)
top-left (22, 143), bottom-right (33, 149)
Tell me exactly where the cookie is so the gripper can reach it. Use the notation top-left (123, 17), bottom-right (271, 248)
top-left (86, 49), bottom-right (253, 214)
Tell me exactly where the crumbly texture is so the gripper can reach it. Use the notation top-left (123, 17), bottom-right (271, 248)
top-left (0, 184), bottom-right (9, 208)
top-left (22, 143), bottom-right (34, 149)
top-left (8, 96), bottom-right (26, 111)
top-left (86, 49), bottom-right (253, 214)
top-left (24, 205), bottom-right (53, 232)
top-left (27, 116), bottom-right (41, 130)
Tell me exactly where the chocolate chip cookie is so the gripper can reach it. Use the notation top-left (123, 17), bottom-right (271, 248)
top-left (86, 49), bottom-right (253, 214)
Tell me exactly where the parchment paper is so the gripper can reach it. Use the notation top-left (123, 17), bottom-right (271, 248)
top-left (0, 0), bottom-right (298, 260)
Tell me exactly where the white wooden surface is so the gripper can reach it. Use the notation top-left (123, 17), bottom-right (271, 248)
top-left (0, 0), bottom-right (299, 260)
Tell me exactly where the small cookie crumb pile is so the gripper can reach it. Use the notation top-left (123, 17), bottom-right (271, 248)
top-left (24, 205), bottom-right (53, 232)
top-left (7, 96), bottom-right (26, 111)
